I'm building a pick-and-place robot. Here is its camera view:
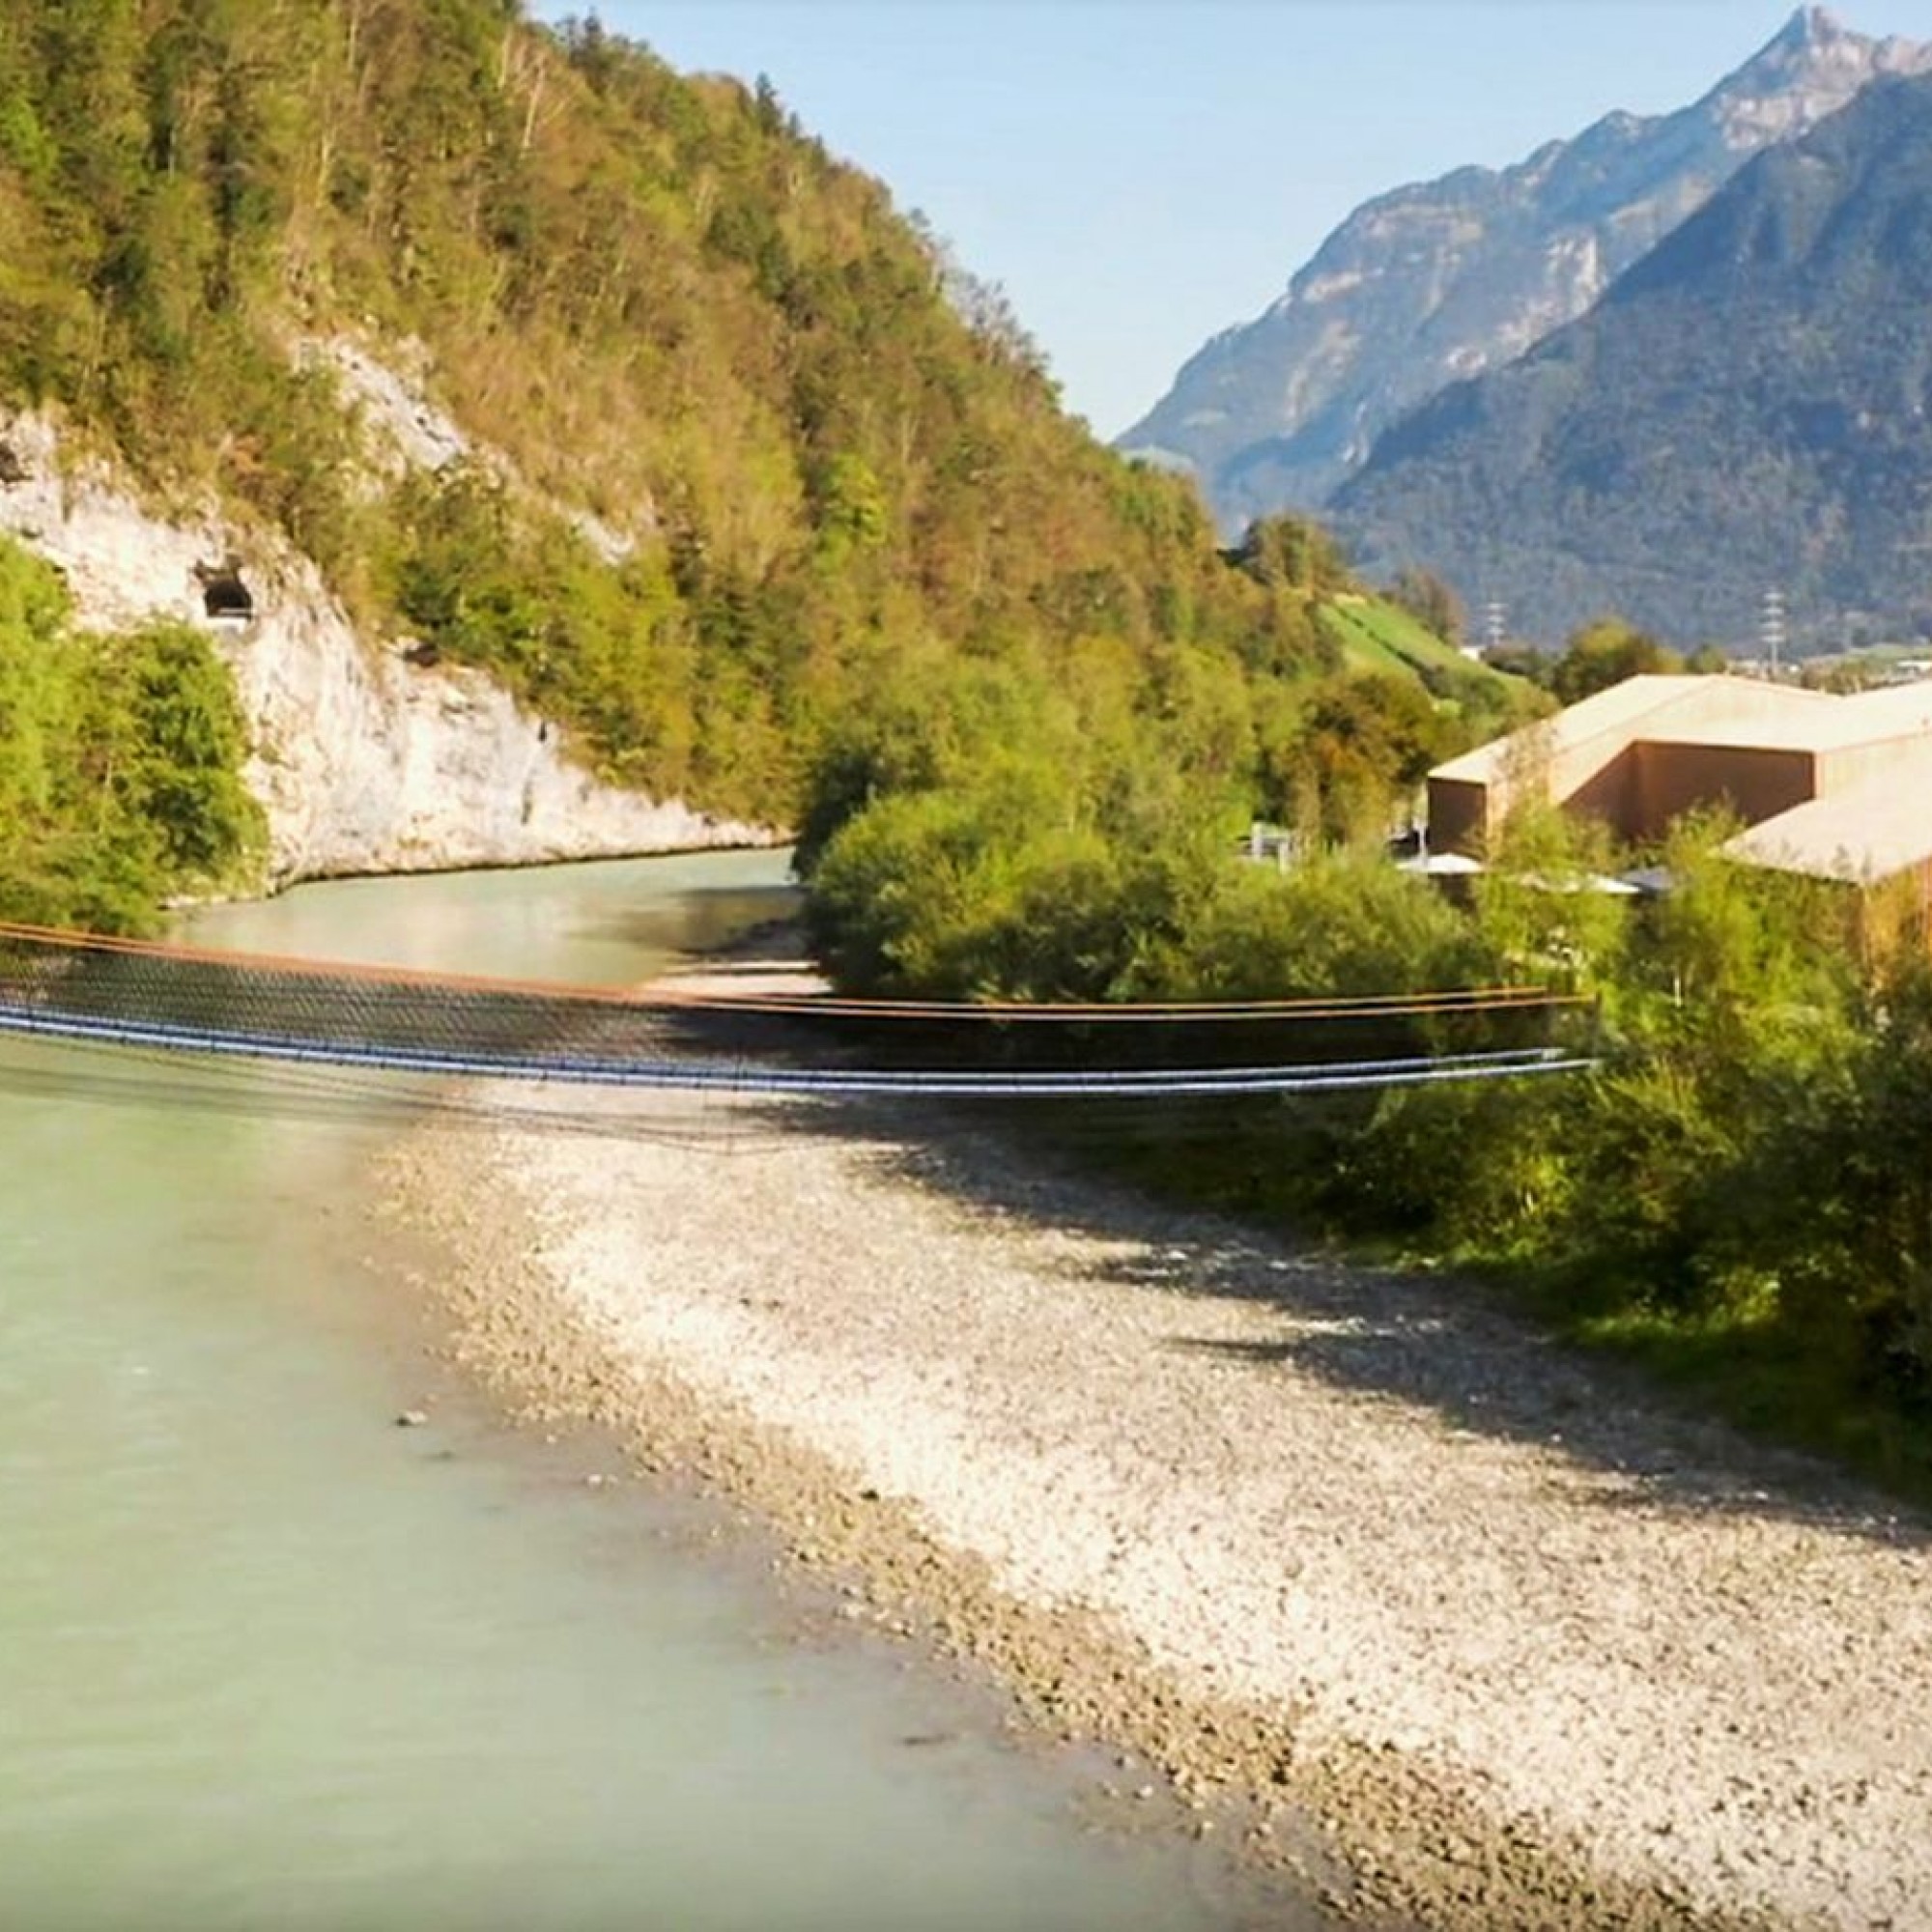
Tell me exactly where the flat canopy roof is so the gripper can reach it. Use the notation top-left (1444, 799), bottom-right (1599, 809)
top-left (1430, 676), bottom-right (1707, 785)
top-left (1653, 680), bottom-right (1932, 753)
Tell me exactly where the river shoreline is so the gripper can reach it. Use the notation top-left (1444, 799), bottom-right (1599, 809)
top-left (377, 1059), bottom-right (1932, 1932)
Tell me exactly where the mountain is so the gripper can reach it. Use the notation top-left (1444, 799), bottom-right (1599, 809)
top-left (1120, 7), bottom-right (1932, 526)
top-left (0, 0), bottom-right (1510, 930)
top-left (1328, 70), bottom-right (1932, 648)
top-left (0, 0), bottom-right (1223, 830)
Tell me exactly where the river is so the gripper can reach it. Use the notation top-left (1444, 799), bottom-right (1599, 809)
top-left (0, 850), bottom-right (1279, 1932)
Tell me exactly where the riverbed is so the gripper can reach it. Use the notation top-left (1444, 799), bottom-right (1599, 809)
top-left (0, 850), bottom-right (1284, 1932)
top-left (380, 855), bottom-right (1932, 1932)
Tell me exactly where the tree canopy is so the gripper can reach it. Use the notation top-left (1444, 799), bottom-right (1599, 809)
top-left (0, 537), bottom-right (263, 930)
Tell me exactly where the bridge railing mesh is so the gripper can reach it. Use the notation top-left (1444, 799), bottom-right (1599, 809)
top-left (0, 922), bottom-right (1595, 1097)
top-left (0, 924), bottom-right (673, 1067)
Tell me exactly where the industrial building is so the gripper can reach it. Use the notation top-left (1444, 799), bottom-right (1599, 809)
top-left (1425, 674), bottom-right (1932, 909)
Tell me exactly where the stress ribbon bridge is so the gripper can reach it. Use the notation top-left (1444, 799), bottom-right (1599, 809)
top-left (0, 922), bottom-right (1596, 1101)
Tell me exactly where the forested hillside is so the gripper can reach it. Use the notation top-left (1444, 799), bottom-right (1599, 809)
top-left (0, 0), bottom-right (1520, 930)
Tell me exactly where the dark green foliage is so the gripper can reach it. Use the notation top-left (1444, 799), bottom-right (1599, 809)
top-left (1460, 619), bottom-right (1725, 697)
top-left (1788, 975), bottom-right (1932, 1415)
top-left (1259, 671), bottom-right (1450, 841)
top-left (1386, 565), bottom-right (1463, 648)
top-left (801, 641), bottom-right (1239, 1001)
top-left (1229, 514), bottom-right (1350, 596)
top-left (1136, 849), bottom-right (1488, 1002)
top-left (1547, 617), bottom-right (1682, 702)
top-left (1267, 827), bottom-right (1932, 1489)
top-left (0, 540), bottom-right (264, 931)
top-left (109, 618), bottom-right (264, 876)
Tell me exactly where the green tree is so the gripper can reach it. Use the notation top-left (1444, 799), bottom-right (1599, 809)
top-left (1387, 565), bottom-right (1464, 647)
top-left (105, 619), bottom-right (265, 877)
top-left (1549, 616), bottom-right (1683, 704)
top-left (1261, 671), bottom-right (1448, 843)
top-left (1230, 514), bottom-right (1351, 595)
top-left (0, 539), bottom-right (262, 929)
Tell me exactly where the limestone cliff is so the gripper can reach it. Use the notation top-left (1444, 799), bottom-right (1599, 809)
top-left (0, 411), bottom-right (774, 888)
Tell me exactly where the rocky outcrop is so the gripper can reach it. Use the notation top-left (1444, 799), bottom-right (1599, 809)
top-left (0, 412), bottom-right (774, 888)
top-left (1121, 7), bottom-right (1932, 527)
top-left (296, 333), bottom-right (650, 565)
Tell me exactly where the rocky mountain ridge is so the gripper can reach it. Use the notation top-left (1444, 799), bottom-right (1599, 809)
top-left (1328, 70), bottom-right (1932, 647)
top-left (1122, 7), bottom-right (1932, 526)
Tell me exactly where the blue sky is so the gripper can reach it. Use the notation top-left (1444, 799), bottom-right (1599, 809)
top-left (559, 4), bottom-right (1932, 438)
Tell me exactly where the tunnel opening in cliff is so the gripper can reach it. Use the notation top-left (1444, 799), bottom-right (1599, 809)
top-left (199, 565), bottom-right (254, 624)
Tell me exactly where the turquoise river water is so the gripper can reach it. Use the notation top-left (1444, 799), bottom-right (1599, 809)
top-left (0, 850), bottom-right (1298, 1932)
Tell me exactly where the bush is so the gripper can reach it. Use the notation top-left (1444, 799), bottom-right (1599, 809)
top-left (0, 541), bottom-right (263, 931)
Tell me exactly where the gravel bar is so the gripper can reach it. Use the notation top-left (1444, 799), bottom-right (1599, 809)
top-left (382, 1086), bottom-right (1932, 1932)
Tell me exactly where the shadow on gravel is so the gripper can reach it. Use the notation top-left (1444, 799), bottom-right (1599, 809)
top-left (14, 1031), bottom-right (1922, 1556)
top-left (739, 1091), bottom-right (1930, 1556)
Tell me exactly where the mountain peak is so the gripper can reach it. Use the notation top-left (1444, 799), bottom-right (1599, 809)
top-left (1781, 5), bottom-right (1847, 49)
top-left (1119, 5), bottom-right (1932, 525)
top-left (1708, 4), bottom-right (1932, 151)
top-left (1727, 5), bottom-right (1872, 86)
top-left (1730, 3), bottom-right (1929, 79)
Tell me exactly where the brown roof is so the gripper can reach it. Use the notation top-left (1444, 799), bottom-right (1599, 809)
top-left (1429, 675), bottom-right (1833, 784)
top-left (1429, 672), bottom-right (1932, 884)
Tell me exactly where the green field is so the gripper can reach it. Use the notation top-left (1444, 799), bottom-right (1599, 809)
top-left (1318, 595), bottom-right (1484, 676)
top-left (1315, 597), bottom-right (1530, 725)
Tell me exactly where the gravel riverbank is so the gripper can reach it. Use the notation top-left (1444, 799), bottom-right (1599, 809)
top-left (382, 1085), bottom-right (1932, 1932)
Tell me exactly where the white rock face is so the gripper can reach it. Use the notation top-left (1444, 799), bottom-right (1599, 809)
top-left (0, 412), bottom-right (775, 887)
top-left (297, 331), bottom-right (647, 563)
top-left (298, 335), bottom-right (471, 478)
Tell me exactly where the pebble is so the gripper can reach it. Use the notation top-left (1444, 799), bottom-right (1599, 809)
top-left (384, 1084), bottom-right (1932, 1932)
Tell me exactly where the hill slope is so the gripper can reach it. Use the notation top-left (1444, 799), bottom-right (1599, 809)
top-left (0, 0), bottom-right (1523, 926)
top-left (1330, 69), bottom-right (1932, 648)
top-left (0, 0), bottom-right (1264, 820)
top-left (1119, 7), bottom-right (1929, 527)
